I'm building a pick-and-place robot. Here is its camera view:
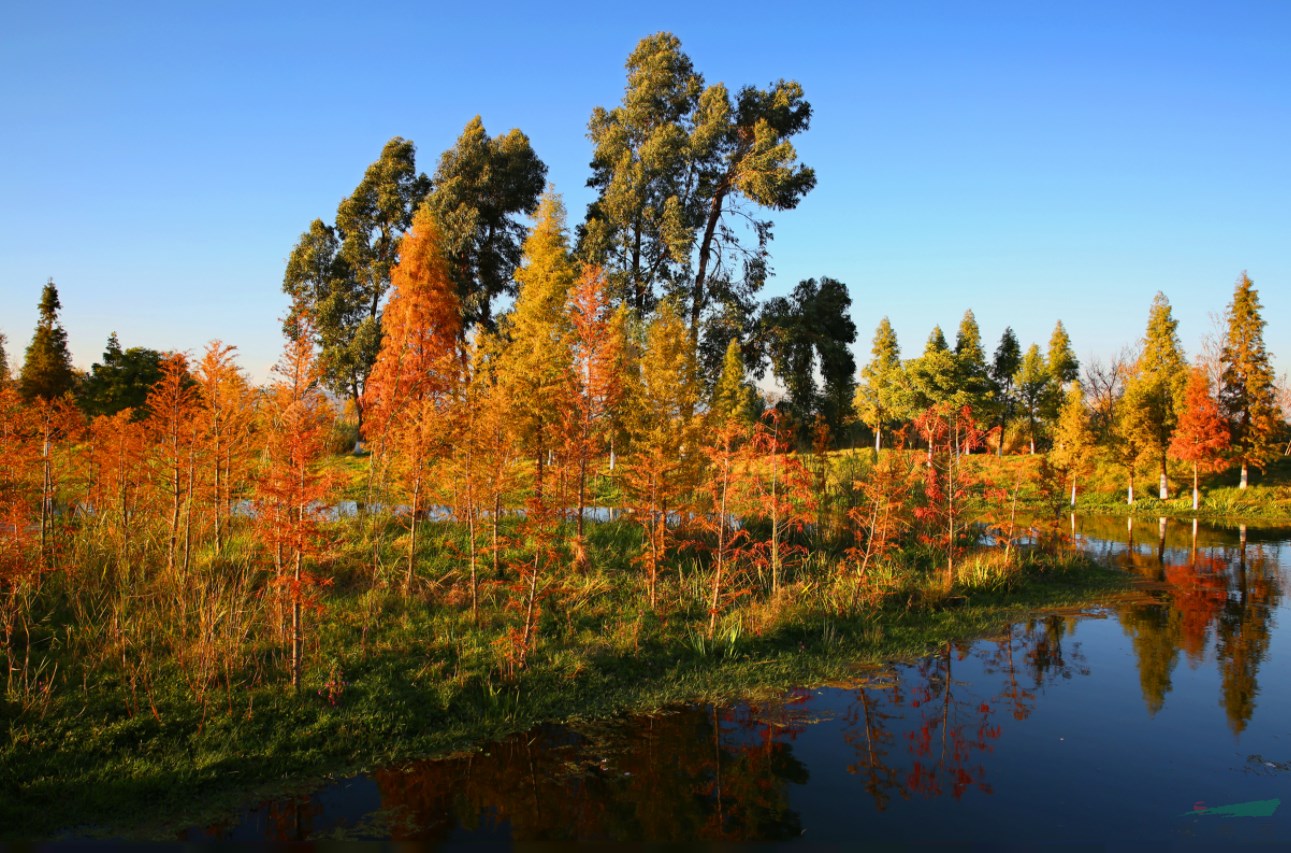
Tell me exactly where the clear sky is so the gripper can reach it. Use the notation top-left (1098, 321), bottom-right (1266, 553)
top-left (2, 0), bottom-right (1287, 383)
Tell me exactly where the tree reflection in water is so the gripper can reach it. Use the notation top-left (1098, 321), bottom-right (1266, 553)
top-left (190, 518), bottom-right (1287, 842)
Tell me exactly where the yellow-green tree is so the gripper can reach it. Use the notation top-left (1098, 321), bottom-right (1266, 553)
top-left (1050, 382), bottom-right (1095, 506)
top-left (1121, 293), bottom-right (1187, 499)
top-left (1218, 273), bottom-right (1282, 488)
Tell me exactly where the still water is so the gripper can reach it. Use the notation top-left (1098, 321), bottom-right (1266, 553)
top-left (187, 516), bottom-right (1291, 844)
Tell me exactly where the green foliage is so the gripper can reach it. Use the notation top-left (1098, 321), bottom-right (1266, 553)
top-left (1013, 344), bottom-right (1052, 452)
top-left (907, 325), bottom-right (957, 413)
top-left (709, 338), bottom-right (760, 425)
top-left (18, 279), bottom-right (77, 403)
top-left (762, 277), bottom-right (857, 440)
top-left (953, 309), bottom-right (993, 414)
top-left (425, 116), bottom-right (547, 331)
top-left (581, 31), bottom-right (815, 373)
top-left (855, 317), bottom-right (909, 450)
top-left (1219, 273), bottom-right (1282, 480)
top-left (76, 333), bottom-right (164, 418)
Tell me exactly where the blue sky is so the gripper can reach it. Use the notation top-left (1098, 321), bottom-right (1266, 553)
top-left (2, 1), bottom-right (1287, 382)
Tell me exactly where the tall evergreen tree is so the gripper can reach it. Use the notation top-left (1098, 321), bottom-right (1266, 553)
top-left (425, 116), bottom-right (547, 332)
top-left (18, 279), bottom-right (77, 403)
top-left (1050, 381), bottom-right (1095, 505)
top-left (1013, 344), bottom-right (1051, 454)
top-left (1121, 292), bottom-right (1187, 498)
top-left (908, 326), bottom-right (957, 413)
top-left (710, 339), bottom-right (760, 426)
top-left (953, 309), bottom-right (993, 416)
top-left (990, 326), bottom-right (1022, 455)
top-left (1046, 320), bottom-right (1080, 386)
top-left (1218, 273), bottom-right (1282, 488)
top-left (855, 317), bottom-right (907, 451)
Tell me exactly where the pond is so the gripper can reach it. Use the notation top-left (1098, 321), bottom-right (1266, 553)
top-left (183, 515), bottom-right (1291, 844)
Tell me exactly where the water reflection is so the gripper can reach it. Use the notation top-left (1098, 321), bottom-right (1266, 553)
top-left (1076, 515), bottom-right (1284, 732)
top-left (186, 517), bottom-right (1291, 843)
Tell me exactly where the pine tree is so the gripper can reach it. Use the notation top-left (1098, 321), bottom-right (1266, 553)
top-left (908, 326), bottom-right (957, 413)
top-left (18, 279), bottom-right (77, 403)
top-left (1050, 382), bottom-right (1095, 506)
top-left (1218, 273), bottom-right (1281, 488)
top-left (855, 317), bottom-right (906, 452)
top-left (1169, 366), bottom-right (1230, 510)
top-left (1014, 344), bottom-right (1051, 454)
top-left (710, 339), bottom-right (759, 426)
top-left (990, 327), bottom-right (1022, 455)
top-left (953, 309), bottom-right (992, 415)
top-left (1122, 292), bottom-right (1187, 498)
top-left (1046, 320), bottom-right (1080, 386)
top-left (496, 191), bottom-right (578, 500)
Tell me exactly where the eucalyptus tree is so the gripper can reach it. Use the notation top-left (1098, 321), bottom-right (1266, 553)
top-left (424, 116), bottom-right (547, 332)
top-left (580, 32), bottom-right (815, 361)
top-left (283, 137), bottom-right (430, 441)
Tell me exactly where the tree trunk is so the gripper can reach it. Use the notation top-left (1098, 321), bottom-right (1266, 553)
top-left (1240, 461), bottom-right (1248, 489)
top-left (1192, 463), bottom-right (1199, 511)
top-left (690, 186), bottom-right (729, 346)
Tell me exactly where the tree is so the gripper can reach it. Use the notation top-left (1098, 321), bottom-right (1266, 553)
top-left (77, 333), bottom-right (164, 418)
top-left (425, 116), bottom-right (547, 332)
top-left (1050, 382), bottom-right (1095, 506)
top-left (908, 327), bottom-right (958, 418)
top-left (953, 309), bottom-right (993, 422)
top-left (1046, 321), bottom-right (1079, 386)
top-left (1013, 344), bottom-right (1051, 454)
top-left (256, 318), bottom-right (338, 690)
top-left (496, 192), bottom-right (578, 501)
top-left (145, 353), bottom-right (199, 576)
top-left (990, 327), bottom-right (1022, 455)
top-left (18, 279), bottom-right (77, 403)
top-left (762, 277), bottom-right (857, 440)
top-left (709, 339), bottom-right (760, 426)
top-left (1218, 273), bottom-right (1281, 488)
top-left (581, 32), bottom-right (815, 352)
top-left (0, 333), bottom-right (10, 386)
top-left (363, 204), bottom-right (463, 590)
top-left (855, 317), bottom-right (907, 452)
top-left (1121, 292), bottom-right (1187, 498)
top-left (192, 341), bottom-right (256, 555)
top-left (623, 301), bottom-right (701, 609)
top-left (1169, 367), bottom-right (1230, 510)
top-left (288, 138), bottom-right (431, 443)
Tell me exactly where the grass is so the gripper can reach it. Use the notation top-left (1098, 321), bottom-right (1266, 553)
top-left (0, 514), bottom-right (1128, 841)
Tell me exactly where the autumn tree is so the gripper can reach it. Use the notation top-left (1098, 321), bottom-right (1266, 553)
top-left (18, 279), bottom-right (77, 403)
top-left (855, 317), bottom-right (908, 452)
top-left (624, 301), bottom-right (701, 609)
top-left (1121, 293), bottom-right (1187, 499)
top-left (1050, 382), bottom-right (1095, 506)
top-left (1168, 367), bottom-right (1230, 510)
top-left (424, 116), bottom-right (547, 331)
top-left (1046, 321), bottom-right (1080, 389)
top-left (908, 327), bottom-right (958, 415)
top-left (145, 353), bottom-right (199, 576)
top-left (1218, 273), bottom-right (1282, 488)
top-left (0, 333), bottom-right (9, 386)
top-left (256, 318), bottom-right (338, 690)
top-left (287, 138), bottom-right (431, 442)
top-left (709, 338), bottom-right (760, 427)
top-left (193, 341), bottom-right (256, 554)
top-left (567, 266), bottom-right (632, 542)
top-left (363, 204), bottom-right (463, 590)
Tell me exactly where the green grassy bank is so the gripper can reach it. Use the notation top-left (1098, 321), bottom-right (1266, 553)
top-left (1, 525), bottom-right (1128, 840)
